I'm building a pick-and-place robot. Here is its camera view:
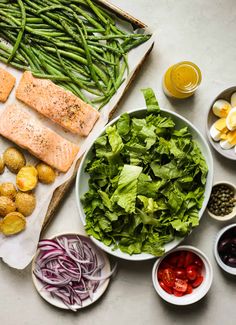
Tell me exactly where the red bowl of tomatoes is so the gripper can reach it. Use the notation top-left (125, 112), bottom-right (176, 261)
top-left (152, 245), bottom-right (213, 305)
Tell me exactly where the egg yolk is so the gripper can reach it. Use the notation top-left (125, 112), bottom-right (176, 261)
top-left (227, 130), bottom-right (236, 145)
top-left (214, 118), bottom-right (227, 131)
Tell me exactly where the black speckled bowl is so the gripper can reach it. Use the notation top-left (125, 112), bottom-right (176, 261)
top-left (207, 86), bottom-right (236, 160)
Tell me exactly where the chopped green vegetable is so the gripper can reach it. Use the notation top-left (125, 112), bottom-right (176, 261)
top-left (82, 89), bottom-right (208, 256)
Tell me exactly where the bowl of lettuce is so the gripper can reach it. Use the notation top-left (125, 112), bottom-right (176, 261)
top-left (76, 89), bottom-right (213, 261)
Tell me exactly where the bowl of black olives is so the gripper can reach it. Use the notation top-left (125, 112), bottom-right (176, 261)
top-left (207, 182), bottom-right (236, 221)
top-left (214, 223), bottom-right (236, 275)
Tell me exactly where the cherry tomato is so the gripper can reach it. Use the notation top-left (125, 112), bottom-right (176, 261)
top-left (177, 252), bottom-right (186, 268)
top-left (173, 278), bottom-right (188, 293)
top-left (194, 256), bottom-right (203, 268)
top-left (162, 268), bottom-right (175, 287)
top-left (175, 268), bottom-right (186, 279)
top-left (166, 252), bottom-right (179, 267)
top-left (173, 290), bottom-right (183, 297)
top-left (184, 252), bottom-right (195, 267)
top-left (159, 281), bottom-right (173, 294)
top-left (186, 284), bottom-right (193, 294)
top-left (157, 268), bottom-right (164, 280)
top-left (192, 275), bottom-right (204, 288)
top-left (186, 265), bottom-right (198, 281)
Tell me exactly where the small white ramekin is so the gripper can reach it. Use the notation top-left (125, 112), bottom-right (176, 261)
top-left (152, 245), bottom-right (213, 305)
top-left (207, 181), bottom-right (236, 222)
top-left (214, 223), bottom-right (236, 275)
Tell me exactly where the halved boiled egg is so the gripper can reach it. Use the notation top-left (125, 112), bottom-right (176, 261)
top-left (231, 92), bottom-right (236, 107)
top-left (220, 130), bottom-right (236, 149)
top-left (210, 118), bottom-right (228, 141)
top-left (226, 107), bottom-right (236, 131)
top-left (212, 99), bottom-right (231, 118)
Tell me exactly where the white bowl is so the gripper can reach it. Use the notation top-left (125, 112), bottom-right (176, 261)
top-left (214, 223), bottom-right (236, 275)
top-left (152, 245), bottom-right (213, 305)
top-left (76, 107), bottom-right (214, 261)
top-left (32, 233), bottom-right (111, 311)
top-left (207, 181), bottom-right (236, 221)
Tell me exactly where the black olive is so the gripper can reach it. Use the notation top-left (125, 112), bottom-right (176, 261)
top-left (218, 238), bottom-right (231, 253)
top-left (226, 257), bottom-right (236, 267)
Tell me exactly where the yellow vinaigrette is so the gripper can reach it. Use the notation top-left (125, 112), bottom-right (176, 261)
top-left (163, 61), bottom-right (202, 99)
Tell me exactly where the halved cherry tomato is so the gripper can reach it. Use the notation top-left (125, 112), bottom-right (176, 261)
top-left (173, 278), bottom-right (188, 293)
top-left (192, 275), bottom-right (204, 288)
top-left (186, 284), bottom-right (193, 294)
top-left (173, 290), bottom-right (183, 297)
top-left (175, 268), bottom-right (186, 279)
top-left (186, 265), bottom-right (198, 281)
top-left (177, 252), bottom-right (186, 268)
top-left (159, 281), bottom-right (173, 294)
top-left (162, 268), bottom-right (175, 287)
top-left (184, 252), bottom-right (195, 267)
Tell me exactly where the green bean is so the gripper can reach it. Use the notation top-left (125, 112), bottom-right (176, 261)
top-left (122, 35), bottom-right (151, 52)
top-left (0, 54), bottom-right (29, 70)
top-left (31, 72), bottom-right (72, 81)
top-left (70, 4), bottom-right (104, 30)
top-left (76, 22), bottom-right (104, 93)
top-left (85, 0), bottom-right (107, 25)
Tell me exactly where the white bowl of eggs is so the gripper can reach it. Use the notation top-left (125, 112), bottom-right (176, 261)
top-left (207, 87), bottom-right (236, 160)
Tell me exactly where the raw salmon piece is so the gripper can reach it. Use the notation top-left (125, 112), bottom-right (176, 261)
top-left (16, 71), bottom-right (100, 136)
top-left (0, 68), bottom-right (16, 102)
top-left (0, 104), bottom-right (79, 172)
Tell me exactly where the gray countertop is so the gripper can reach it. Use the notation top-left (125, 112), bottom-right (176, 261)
top-left (1, 1), bottom-right (236, 324)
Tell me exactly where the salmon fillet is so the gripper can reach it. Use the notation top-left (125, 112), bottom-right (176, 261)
top-left (0, 68), bottom-right (16, 102)
top-left (0, 104), bottom-right (79, 172)
top-left (16, 71), bottom-right (100, 136)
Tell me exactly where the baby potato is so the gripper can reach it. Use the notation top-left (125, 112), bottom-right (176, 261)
top-left (0, 196), bottom-right (16, 217)
top-left (36, 162), bottom-right (56, 184)
top-left (15, 192), bottom-right (36, 216)
top-left (0, 212), bottom-right (26, 236)
top-left (0, 156), bottom-right (5, 174)
top-left (3, 147), bottom-right (26, 174)
top-left (0, 182), bottom-right (17, 200)
top-left (16, 166), bottom-right (38, 192)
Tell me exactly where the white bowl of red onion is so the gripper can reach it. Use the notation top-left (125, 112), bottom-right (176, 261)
top-left (31, 233), bottom-right (116, 311)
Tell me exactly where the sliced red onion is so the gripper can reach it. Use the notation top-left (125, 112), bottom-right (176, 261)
top-left (33, 235), bottom-right (116, 311)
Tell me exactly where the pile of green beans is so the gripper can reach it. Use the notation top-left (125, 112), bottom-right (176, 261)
top-left (0, 0), bottom-right (150, 108)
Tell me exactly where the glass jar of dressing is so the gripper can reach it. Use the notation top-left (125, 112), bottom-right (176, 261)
top-left (162, 61), bottom-right (202, 99)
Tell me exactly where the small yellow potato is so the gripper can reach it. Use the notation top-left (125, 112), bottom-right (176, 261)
top-left (3, 147), bottom-right (26, 174)
top-left (0, 182), bottom-right (17, 200)
top-left (15, 192), bottom-right (36, 216)
top-left (0, 212), bottom-right (26, 236)
top-left (16, 166), bottom-right (38, 192)
top-left (36, 162), bottom-right (56, 184)
top-left (0, 196), bottom-right (16, 217)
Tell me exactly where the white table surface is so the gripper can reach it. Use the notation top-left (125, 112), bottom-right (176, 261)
top-left (1, 1), bottom-right (236, 324)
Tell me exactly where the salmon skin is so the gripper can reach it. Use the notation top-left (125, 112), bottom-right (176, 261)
top-left (16, 71), bottom-right (100, 136)
top-left (0, 104), bottom-right (79, 172)
top-left (0, 68), bottom-right (16, 103)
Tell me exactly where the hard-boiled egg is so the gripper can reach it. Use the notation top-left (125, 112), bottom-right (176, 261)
top-left (220, 130), bottom-right (236, 149)
top-left (210, 124), bottom-right (221, 141)
top-left (212, 99), bottom-right (231, 117)
top-left (226, 107), bottom-right (236, 131)
top-left (231, 92), bottom-right (236, 107)
top-left (210, 118), bottom-right (228, 141)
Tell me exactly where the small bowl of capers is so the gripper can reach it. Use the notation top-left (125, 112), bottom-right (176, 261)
top-left (207, 182), bottom-right (236, 221)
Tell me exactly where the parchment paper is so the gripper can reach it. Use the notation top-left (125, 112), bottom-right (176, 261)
top-left (0, 24), bottom-right (155, 269)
